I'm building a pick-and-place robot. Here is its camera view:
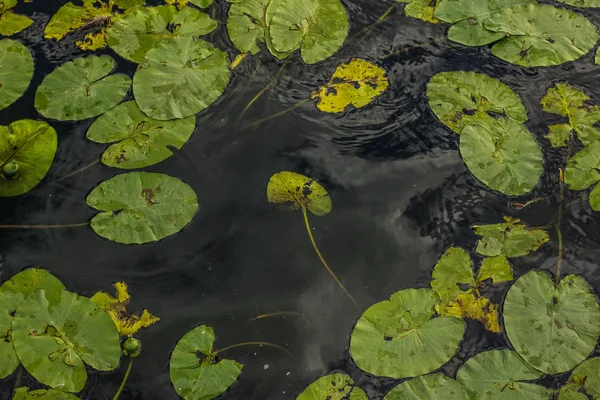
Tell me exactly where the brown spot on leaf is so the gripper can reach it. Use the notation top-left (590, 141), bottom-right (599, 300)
top-left (141, 188), bottom-right (157, 206)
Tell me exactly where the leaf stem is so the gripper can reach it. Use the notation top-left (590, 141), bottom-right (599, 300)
top-left (113, 358), bottom-right (133, 400)
top-left (248, 311), bottom-right (311, 327)
top-left (0, 222), bottom-right (89, 229)
top-left (240, 98), bottom-right (311, 130)
top-left (242, 60), bottom-right (290, 114)
top-left (301, 207), bottom-right (359, 311)
top-left (49, 159), bottom-right (100, 185)
top-left (352, 2), bottom-right (397, 44)
top-left (214, 341), bottom-right (296, 362)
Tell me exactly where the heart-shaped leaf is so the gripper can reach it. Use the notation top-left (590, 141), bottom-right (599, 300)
top-left (297, 373), bottom-right (368, 400)
top-left (473, 217), bottom-right (550, 258)
top-left (267, 171), bottom-right (332, 216)
top-left (384, 374), bottom-right (467, 399)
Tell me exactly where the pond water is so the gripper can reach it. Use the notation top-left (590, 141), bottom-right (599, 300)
top-left (2, 0), bottom-right (600, 399)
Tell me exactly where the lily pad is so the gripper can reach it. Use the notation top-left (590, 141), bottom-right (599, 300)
top-left (13, 387), bottom-right (80, 400)
top-left (349, 288), bottom-right (464, 379)
top-left (312, 59), bottom-right (389, 113)
top-left (0, 268), bottom-right (64, 379)
top-left (541, 83), bottom-right (600, 147)
top-left (227, 0), bottom-right (271, 55)
top-left (106, 5), bottom-right (216, 63)
top-left (397, 0), bottom-right (441, 23)
top-left (558, 358), bottom-right (600, 400)
top-left (456, 350), bottom-right (550, 399)
top-left (297, 373), bottom-right (368, 400)
top-left (133, 35), bottom-right (230, 120)
top-left (427, 71), bottom-right (527, 134)
top-left (44, 0), bottom-right (144, 51)
top-left (384, 374), bottom-right (467, 400)
top-left (0, 39), bottom-right (33, 112)
top-left (431, 247), bottom-right (512, 333)
top-left (86, 101), bottom-right (195, 169)
top-left (170, 325), bottom-right (243, 400)
top-left (564, 141), bottom-right (600, 211)
top-left (267, 0), bottom-right (349, 64)
top-left (503, 271), bottom-right (600, 374)
top-left (0, 0), bottom-right (33, 36)
top-left (474, 217), bottom-right (550, 258)
top-left (35, 55), bottom-right (131, 121)
top-left (460, 117), bottom-right (543, 196)
top-left (266, 171), bottom-right (332, 216)
top-left (0, 120), bottom-right (57, 197)
top-left (12, 289), bottom-right (121, 392)
top-left (86, 172), bottom-right (198, 244)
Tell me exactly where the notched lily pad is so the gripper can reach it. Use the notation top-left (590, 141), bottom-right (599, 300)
top-left (312, 59), bottom-right (389, 113)
top-left (564, 141), bottom-right (600, 211)
top-left (226, 0), bottom-right (273, 56)
top-left (503, 270), bottom-right (600, 374)
top-left (0, 39), bottom-right (33, 112)
top-left (86, 101), bottom-right (195, 169)
top-left (397, 0), bottom-right (441, 23)
top-left (12, 289), bottom-right (121, 392)
top-left (558, 357), bottom-right (600, 400)
top-left (35, 55), bottom-right (131, 121)
top-left (0, 0), bottom-right (33, 36)
top-left (170, 325), bottom-right (243, 400)
top-left (267, 171), bottom-right (332, 216)
top-left (86, 172), bottom-right (198, 244)
top-left (0, 119), bottom-right (57, 197)
top-left (13, 387), bottom-right (80, 400)
top-left (349, 288), bottom-right (464, 379)
top-left (473, 217), bottom-right (550, 257)
top-left (384, 374), bottom-right (467, 399)
top-left (297, 373), bottom-right (368, 400)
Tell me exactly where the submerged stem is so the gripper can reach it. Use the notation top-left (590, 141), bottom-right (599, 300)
top-left (214, 341), bottom-right (296, 362)
top-left (555, 168), bottom-right (565, 286)
top-left (352, 2), bottom-right (397, 44)
top-left (49, 159), bottom-right (100, 185)
top-left (0, 222), bottom-right (89, 229)
top-left (242, 61), bottom-right (290, 114)
top-left (113, 358), bottom-right (133, 400)
top-left (240, 98), bottom-right (311, 130)
top-left (248, 311), bottom-right (311, 327)
top-left (301, 207), bottom-right (359, 311)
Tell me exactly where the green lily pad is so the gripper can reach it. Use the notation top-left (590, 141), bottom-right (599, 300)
top-left (0, 0), bottom-right (33, 36)
top-left (427, 71), bottom-right (527, 134)
top-left (190, 0), bottom-right (214, 7)
top-left (296, 373), bottom-right (368, 400)
top-left (349, 288), bottom-right (464, 379)
top-left (541, 83), bottom-right (600, 147)
top-left (170, 325), bottom-right (243, 400)
top-left (86, 101), bottom-right (195, 169)
top-left (0, 268), bottom-right (64, 379)
top-left (267, 0), bottom-right (349, 64)
top-left (133, 35), bottom-right (229, 120)
top-left (0, 39), bottom-right (33, 112)
top-left (397, 0), bottom-right (441, 23)
top-left (558, 358), bottom-right (600, 400)
top-left (12, 289), bottom-right (121, 392)
top-left (106, 5), bottom-right (216, 63)
top-left (86, 172), bottom-right (198, 244)
top-left (227, 0), bottom-right (271, 56)
top-left (35, 55), bottom-right (131, 121)
top-left (434, 0), bottom-right (536, 46)
top-left (384, 374), bottom-right (467, 399)
top-left (474, 217), bottom-right (550, 258)
top-left (504, 271), bottom-right (600, 374)
top-left (564, 141), bottom-right (600, 211)
top-left (267, 171), bottom-right (332, 216)
top-left (13, 387), bottom-right (80, 400)
top-left (0, 119), bottom-right (58, 197)
top-left (460, 117), bottom-right (542, 196)
top-left (456, 350), bottom-right (550, 399)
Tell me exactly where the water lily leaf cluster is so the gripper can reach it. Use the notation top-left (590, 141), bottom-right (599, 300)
top-left (267, 171), bottom-right (332, 216)
top-left (170, 325), bottom-right (243, 400)
top-left (312, 59), bottom-right (389, 113)
top-left (297, 373), bottom-right (368, 400)
top-left (558, 357), bottom-right (600, 400)
top-left (427, 71), bottom-right (542, 195)
top-left (0, 39), bottom-right (33, 112)
top-left (473, 217), bottom-right (550, 257)
top-left (434, 1), bottom-right (597, 67)
top-left (384, 374), bottom-right (466, 399)
top-left (431, 247), bottom-right (512, 332)
top-left (397, 0), bottom-right (441, 23)
top-left (0, 0), bottom-right (33, 36)
top-left (226, 0), bottom-right (349, 64)
top-left (564, 141), bottom-right (600, 211)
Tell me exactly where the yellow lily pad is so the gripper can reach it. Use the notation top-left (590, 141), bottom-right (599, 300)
top-left (266, 171), bottom-right (332, 216)
top-left (0, 0), bottom-right (33, 36)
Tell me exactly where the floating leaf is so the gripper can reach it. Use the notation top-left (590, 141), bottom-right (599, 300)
top-left (86, 101), bottom-right (195, 169)
top-left (227, 0), bottom-right (271, 56)
top-left (427, 71), bottom-right (527, 134)
top-left (107, 5), bottom-right (216, 63)
top-left (44, 0), bottom-right (144, 51)
top-left (431, 247), bottom-right (512, 332)
top-left (384, 374), bottom-right (467, 400)
top-left (0, 0), bottom-right (33, 36)
top-left (170, 325), bottom-right (242, 400)
top-left (349, 288), bottom-right (464, 379)
top-left (456, 350), bottom-right (550, 399)
top-left (397, 0), bottom-right (440, 23)
top-left (266, 171), bottom-right (332, 216)
top-left (35, 55), bottom-right (131, 121)
top-left (13, 387), bottom-right (80, 400)
top-left (12, 289), bottom-right (121, 392)
top-left (474, 217), bottom-right (550, 257)
top-left (297, 373), bottom-right (368, 400)
top-left (190, 0), bottom-right (214, 7)
top-left (133, 35), bottom-right (229, 120)
top-left (460, 117), bottom-right (542, 195)
top-left (0, 120), bottom-right (57, 197)
top-left (0, 39), bottom-right (33, 112)
top-left (504, 271), bottom-right (600, 374)
top-left (86, 172), bottom-right (198, 244)
top-left (312, 59), bottom-right (389, 113)
top-left (558, 358), bottom-right (600, 400)
top-left (92, 281), bottom-right (160, 337)
top-left (0, 268), bottom-right (64, 379)
top-left (564, 141), bottom-right (600, 211)
top-left (267, 0), bottom-right (349, 64)
top-left (541, 83), bottom-right (600, 147)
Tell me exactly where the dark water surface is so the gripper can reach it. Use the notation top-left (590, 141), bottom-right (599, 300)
top-left (2, 0), bottom-right (600, 399)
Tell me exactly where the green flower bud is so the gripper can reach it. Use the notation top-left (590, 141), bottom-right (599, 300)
top-left (122, 337), bottom-right (141, 358)
top-left (3, 161), bottom-right (18, 179)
